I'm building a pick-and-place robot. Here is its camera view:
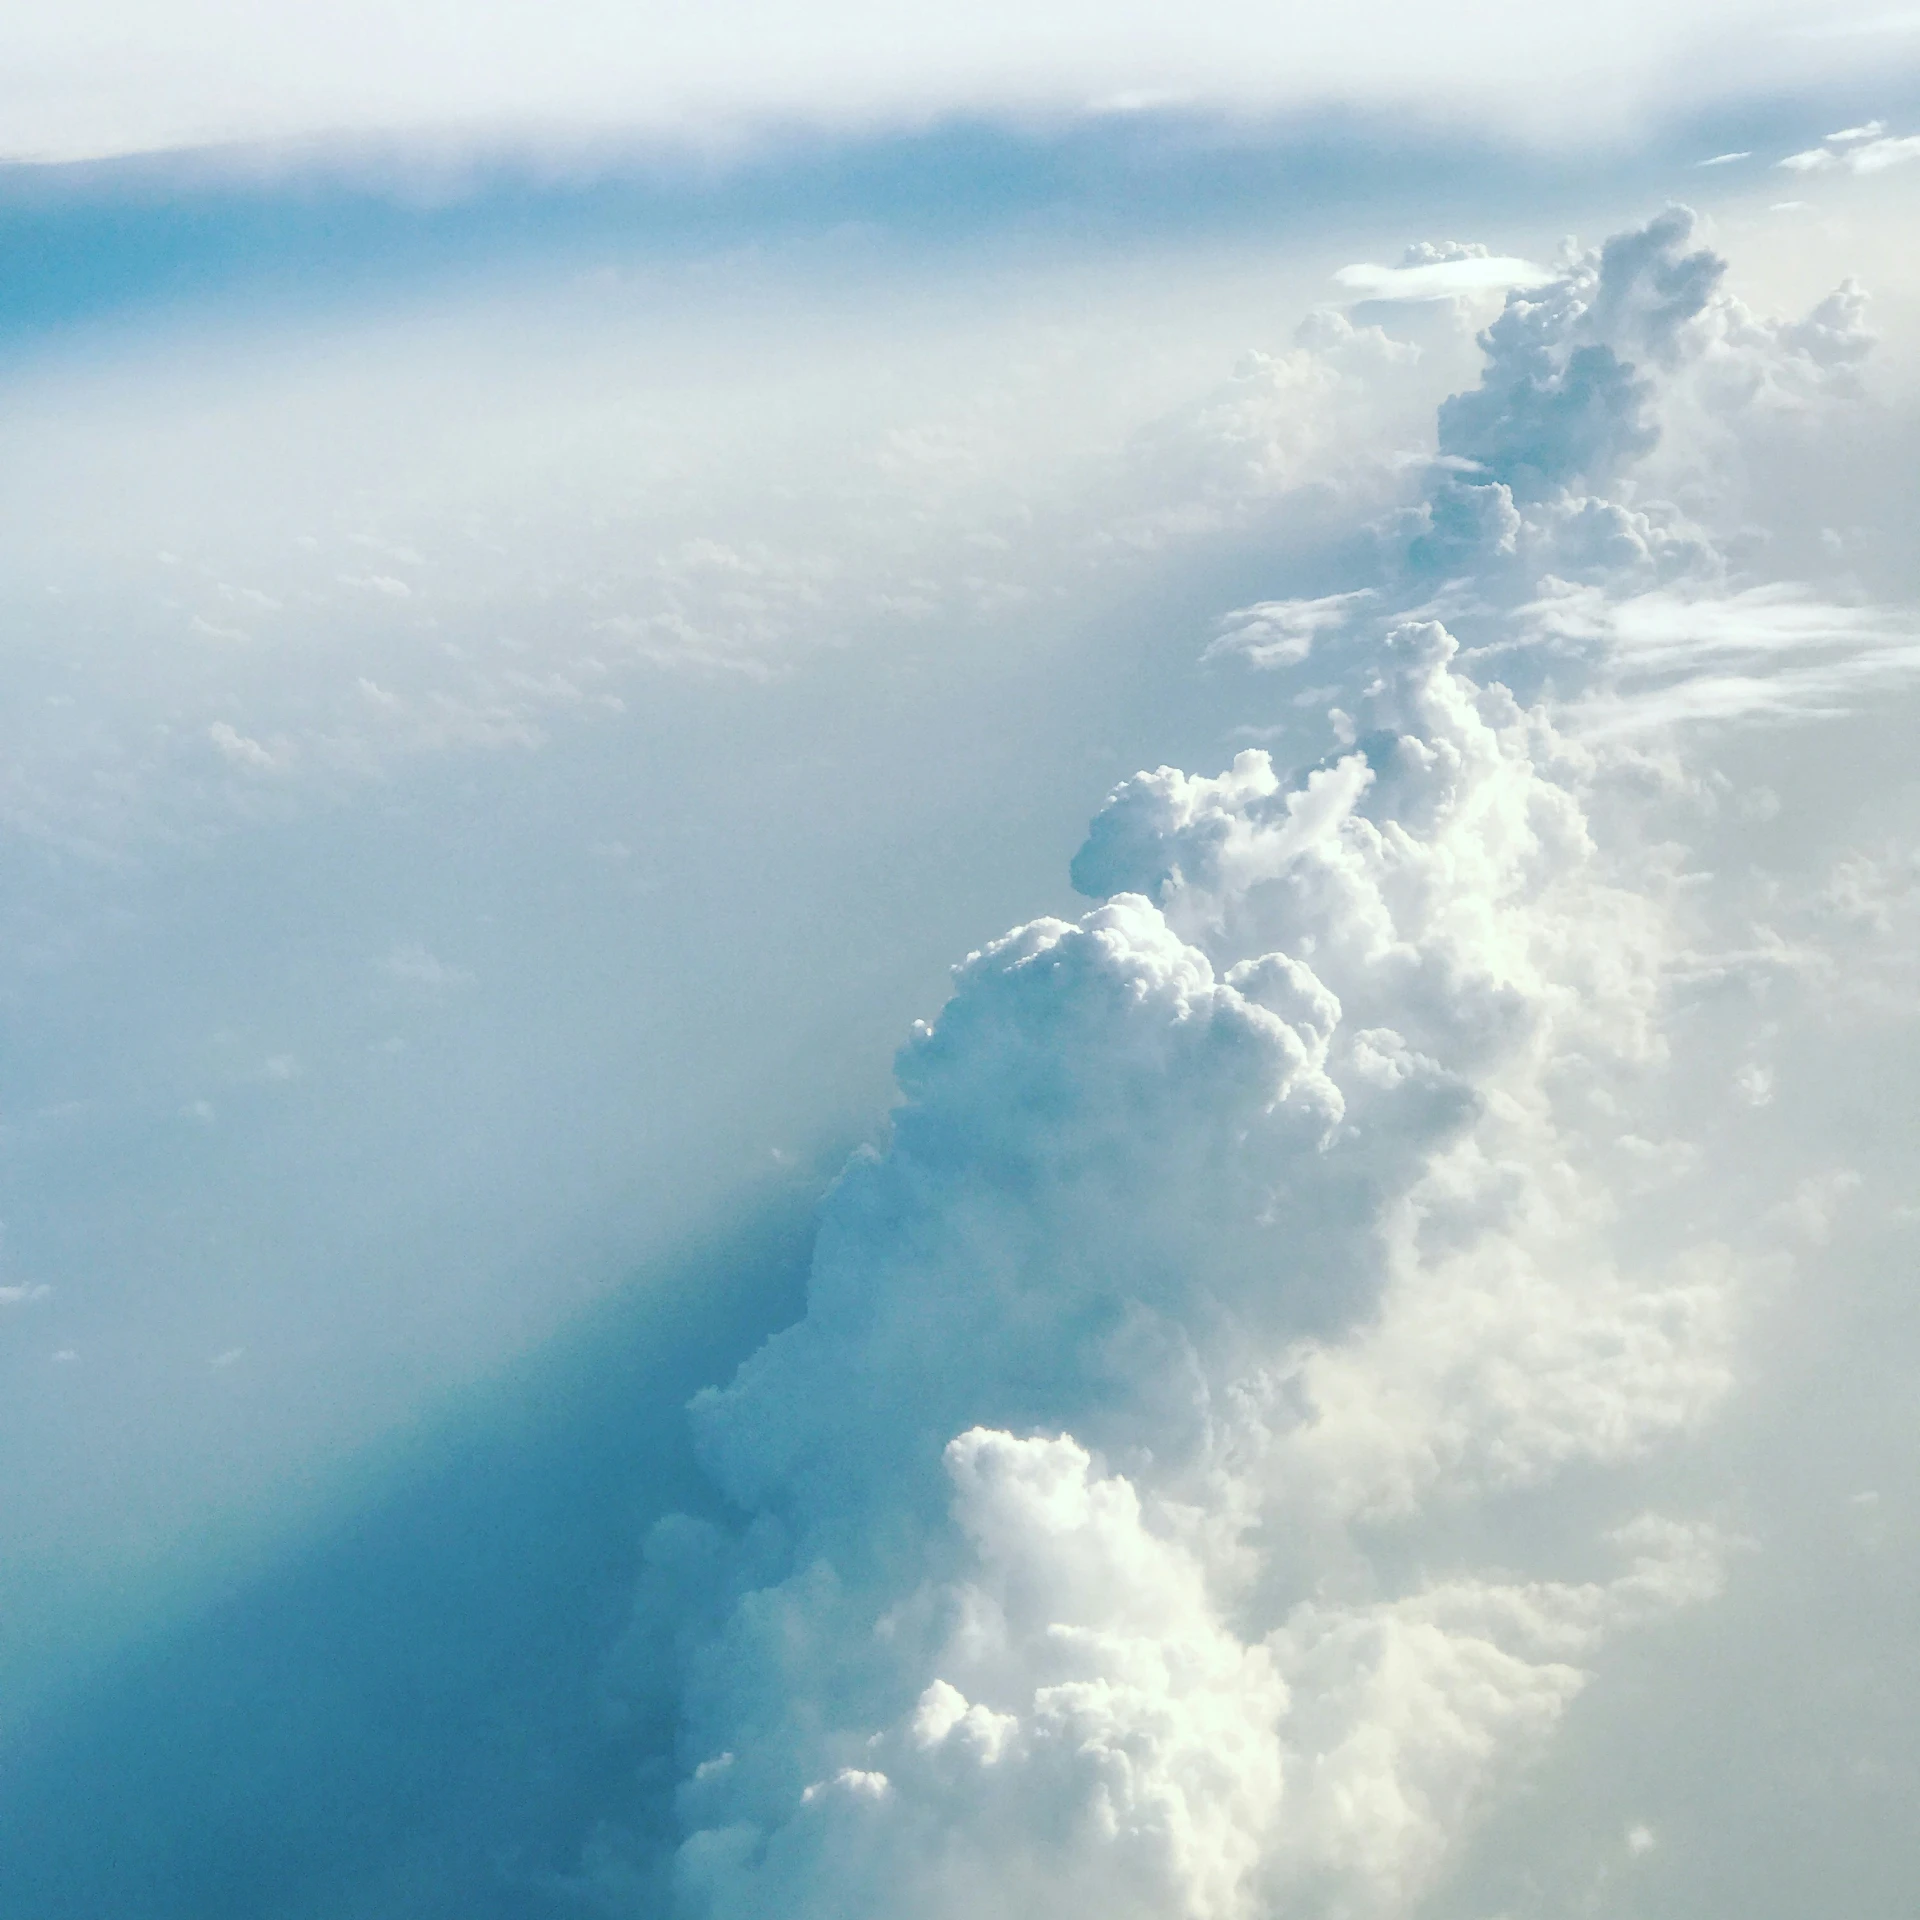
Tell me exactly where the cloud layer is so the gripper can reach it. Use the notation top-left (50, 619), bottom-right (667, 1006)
top-left (3, 0), bottom-right (1916, 163)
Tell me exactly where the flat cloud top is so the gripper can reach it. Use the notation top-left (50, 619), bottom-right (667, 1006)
top-left (2, 0), bottom-right (1918, 163)
top-left (1333, 257), bottom-right (1553, 301)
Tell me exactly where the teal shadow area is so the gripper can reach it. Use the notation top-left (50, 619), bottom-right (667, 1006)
top-left (0, 1188), bottom-right (817, 1919)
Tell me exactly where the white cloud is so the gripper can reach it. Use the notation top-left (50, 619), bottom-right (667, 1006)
top-left (1779, 129), bottom-right (1920, 173)
top-left (570, 202), bottom-right (1920, 1917)
top-left (1333, 256), bottom-right (1551, 302)
top-left (1525, 583), bottom-right (1920, 734)
top-left (630, 654), bottom-right (1737, 1902)
top-left (0, 0), bottom-right (1906, 163)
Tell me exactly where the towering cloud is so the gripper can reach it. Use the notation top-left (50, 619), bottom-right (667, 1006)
top-left (583, 212), bottom-right (1891, 1917)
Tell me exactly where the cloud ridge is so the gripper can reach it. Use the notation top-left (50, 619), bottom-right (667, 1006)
top-left (579, 208), bottom-right (1903, 1918)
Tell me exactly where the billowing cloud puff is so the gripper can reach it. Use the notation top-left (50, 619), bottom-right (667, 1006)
top-left (1323, 209), bottom-right (1900, 729)
top-left (1434, 208), bottom-right (1722, 503)
top-left (686, 889), bottom-right (1351, 1531)
top-left (577, 207), bottom-right (1910, 1918)
top-left (607, 662), bottom-right (1721, 1914)
top-left (1383, 209), bottom-right (1867, 606)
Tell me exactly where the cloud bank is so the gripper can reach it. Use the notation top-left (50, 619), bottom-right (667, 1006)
top-left (562, 206), bottom-right (1913, 1918)
top-left (4, 0), bottom-right (1919, 163)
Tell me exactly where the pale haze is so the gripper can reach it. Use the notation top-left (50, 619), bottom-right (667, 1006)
top-left (1, 11), bottom-right (1919, 1920)
top-left (3, 0), bottom-right (1918, 158)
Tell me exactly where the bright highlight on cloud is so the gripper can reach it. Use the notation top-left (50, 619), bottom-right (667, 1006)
top-left (1332, 246), bottom-right (1550, 303)
top-left (563, 206), bottom-right (1918, 1917)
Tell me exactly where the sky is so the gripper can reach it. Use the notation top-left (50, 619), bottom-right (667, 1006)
top-left (2, 11), bottom-right (1920, 1920)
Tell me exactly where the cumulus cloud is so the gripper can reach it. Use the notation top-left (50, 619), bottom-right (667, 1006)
top-left (604, 664), bottom-right (1730, 1908)
top-left (549, 207), bottom-right (1920, 1920)
top-left (1432, 209), bottom-right (1722, 503)
top-left (1320, 206), bottom-right (1907, 744)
